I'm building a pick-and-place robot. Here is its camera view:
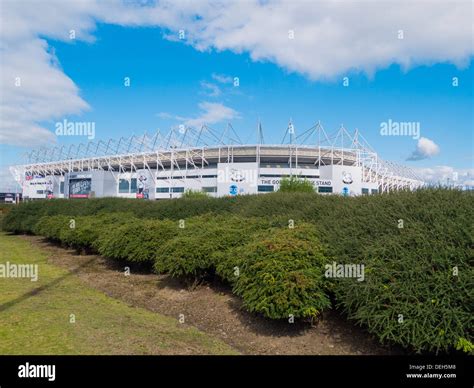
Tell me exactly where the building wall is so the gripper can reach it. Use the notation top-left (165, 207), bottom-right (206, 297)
top-left (64, 171), bottom-right (116, 198)
top-left (320, 165), bottom-right (378, 195)
top-left (22, 175), bottom-right (65, 200)
top-left (21, 162), bottom-right (384, 200)
top-left (152, 162), bottom-right (367, 198)
top-left (216, 162), bottom-right (258, 196)
top-left (155, 166), bottom-right (219, 199)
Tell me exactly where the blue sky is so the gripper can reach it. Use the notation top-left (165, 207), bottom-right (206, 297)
top-left (0, 1), bottom-right (473, 189)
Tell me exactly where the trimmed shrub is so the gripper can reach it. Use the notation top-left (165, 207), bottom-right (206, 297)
top-left (305, 188), bottom-right (474, 354)
top-left (33, 215), bottom-right (70, 242)
top-left (96, 218), bottom-right (178, 263)
top-left (230, 224), bottom-right (330, 320)
top-left (3, 188), bottom-right (472, 353)
top-left (1, 196), bottom-right (239, 230)
top-left (333, 226), bottom-right (474, 354)
top-left (0, 204), bottom-right (12, 230)
top-left (59, 213), bottom-right (136, 251)
top-left (154, 215), bottom-right (268, 279)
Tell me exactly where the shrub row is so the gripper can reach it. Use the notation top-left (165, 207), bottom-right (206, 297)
top-left (23, 212), bottom-right (329, 321)
top-left (3, 188), bottom-right (472, 353)
top-left (312, 189), bottom-right (473, 354)
top-left (154, 215), bottom-right (269, 279)
top-left (0, 203), bottom-right (14, 231)
top-left (225, 225), bottom-right (330, 319)
top-left (97, 218), bottom-right (177, 263)
top-left (334, 230), bottom-right (473, 354)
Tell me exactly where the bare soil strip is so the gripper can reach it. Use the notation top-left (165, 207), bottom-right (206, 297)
top-left (22, 235), bottom-right (399, 355)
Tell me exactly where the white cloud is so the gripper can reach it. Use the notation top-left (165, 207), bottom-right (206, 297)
top-left (170, 0), bottom-right (473, 80)
top-left (157, 101), bottom-right (240, 128)
top-left (212, 73), bottom-right (233, 84)
top-left (0, 0), bottom-right (94, 147)
top-left (1, 0), bottom-right (472, 147)
top-left (200, 73), bottom-right (239, 98)
top-left (0, 166), bottom-right (21, 192)
top-left (200, 81), bottom-right (221, 97)
top-left (156, 112), bottom-right (187, 122)
top-left (100, 0), bottom-right (474, 80)
top-left (183, 102), bottom-right (240, 128)
top-left (407, 137), bottom-right (440, 161)
top-left (0, 39), bottom-right (89, 146)
top-left (414, 165), bottom-right (474, 187)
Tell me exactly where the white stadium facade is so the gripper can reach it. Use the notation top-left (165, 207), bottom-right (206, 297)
top-left (10, 122), bottom-right (424, 200)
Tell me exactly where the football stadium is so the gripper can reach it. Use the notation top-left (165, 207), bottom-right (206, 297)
top-left (10, 122), bottom-right (424, 200)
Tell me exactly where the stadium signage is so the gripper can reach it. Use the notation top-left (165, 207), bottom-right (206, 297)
top-left (229, 168), bottom-right (245, 182)
top-left (229, 184), bottom-right (238, 195)
top-left (26, 181), bottom-right (48, 186)
top-left (69, 176), bottom-right (92, 198)
top-left (25, 174), bottom-right (44, 181)
top-left (342, 171), bottom-right (353, 184)
top-left (313, 179), bottom-right (332, 186)
top-left (260, 178), bottom-right (332, 186)
top-left (69, 173), bottom-right (92, 179)
top-left (218, 166), bottom-right (257, 186)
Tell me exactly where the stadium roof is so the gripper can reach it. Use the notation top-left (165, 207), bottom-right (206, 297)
top-left (12, 121), bottom-right (424, 184)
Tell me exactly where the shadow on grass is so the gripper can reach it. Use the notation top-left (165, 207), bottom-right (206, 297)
top-left (0, 257), bottom-right (95, 313)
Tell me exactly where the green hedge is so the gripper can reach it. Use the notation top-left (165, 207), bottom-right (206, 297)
top-left (59, 213), bottom-right (135, 252)
top-left (333, 231), bottom-right (473, 354)
top-left (33, 215), bottom-right (71, 241)
top-left (96, 218), bottom-right (178, 263)
top-left (230, 224), bottom-right (330, 319)
top-left (1, 196), bottom-right (239, 232)
top-left (327, 193), bottom-right (474, 354)
top-left (154, 215), bottom-right (269, 279)
top-left (3, 189), bottom-right (471, 232)
top-left (3, 189), bottom-right (473, 354)
top-left (0, 204), bottom-right (13, 231)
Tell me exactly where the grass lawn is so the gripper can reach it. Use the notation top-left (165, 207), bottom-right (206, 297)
top-left (0, 233), bottom-right (237, 355)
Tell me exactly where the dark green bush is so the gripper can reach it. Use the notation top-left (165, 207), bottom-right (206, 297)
top-left (230, 224), bottom-right (330, 320)
top-left (154, 215), bottom-right (268, 279)
top-left (96, 218), bottom-right (178, 263)
top-left (333, 230), bottom-right (473, 354)
top-left (33, 215), bottom-right (71, 241)
top-left (3, 188), bottom-right (472, 353)
top-left (59, 213), bottom-right (136, 251)
top-left (1, 196), bottom-right (239, 231)
top-left (0, 204), bottom-right (13, 229)
top-left (324, 189), bottom-right (474, 354)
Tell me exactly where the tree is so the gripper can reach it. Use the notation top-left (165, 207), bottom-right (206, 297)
top-left (181, 189), bottom-right (210, 199)
top-left (278, 176), bottom-right (315, 193)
